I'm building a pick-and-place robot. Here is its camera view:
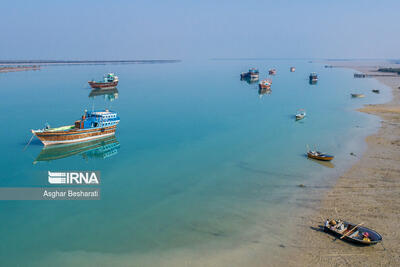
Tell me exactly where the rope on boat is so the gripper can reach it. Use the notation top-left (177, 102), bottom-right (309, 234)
top-left (23, 134), bottom-right (35, 151)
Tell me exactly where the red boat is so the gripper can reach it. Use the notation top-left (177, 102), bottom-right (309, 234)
top-left (88, 73), bottom-right (119, 89)
top-left (259, 79), bottom-right (272, 90)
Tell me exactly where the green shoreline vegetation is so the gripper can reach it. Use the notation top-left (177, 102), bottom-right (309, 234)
top-left (378, 67), bottom-right (400, 74)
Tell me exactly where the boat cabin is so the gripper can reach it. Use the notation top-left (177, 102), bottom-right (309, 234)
top-left (75, 110), bottom-right (120, 129)
top-left (104, 73), bottom-right (118, 82)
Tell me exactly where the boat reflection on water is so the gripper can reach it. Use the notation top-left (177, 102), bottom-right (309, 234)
top-left (89, 87), bottom-right (119, 101)
top-left (241, 76), bottom-right (259, 84)
top-left (258, 87), bottom-right (271, 98)
top-left (307, 157), bottom-right (335, 168)
top-left (33, 136), bottom-right (120, 163)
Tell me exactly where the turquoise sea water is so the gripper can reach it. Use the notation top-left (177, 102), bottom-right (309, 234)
top-left (0, 60), bottom-right (391, 266)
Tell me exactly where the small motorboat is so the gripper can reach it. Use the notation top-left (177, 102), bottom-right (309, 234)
top-left (295, 109), bottom-right (306, 120)
top-left (307, 149), bottom-right (334, 161)
top-left (268, 69), bottom-right (277, 75)
top-left (372, 89), bottom-right (380, 94)
top-left (351, 93), bottom-right (365, 98)
top-left (259, 79), bottom-right (272, 90)
top-left (290, 67), bottom-right (296, 72)
top-left (324, 219), bottom-right (382, 245)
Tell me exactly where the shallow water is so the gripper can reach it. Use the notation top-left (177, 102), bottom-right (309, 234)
top-left (0, 60), bottom-right (391, 265)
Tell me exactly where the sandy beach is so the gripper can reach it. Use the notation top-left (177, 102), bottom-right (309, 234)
top-left (289, 61), bottom-right (400, 266)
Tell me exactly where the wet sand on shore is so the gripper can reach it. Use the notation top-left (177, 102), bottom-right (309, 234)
top-left (291, 61), bottom-right (400, 266)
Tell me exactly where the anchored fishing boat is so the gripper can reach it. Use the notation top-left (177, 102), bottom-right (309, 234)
top-left (241, 68), bottom-right (259, 81)
top-left (307, 147), bottom-right (334, 161)
top-left (309, 72), bottom-right (318, 83)
top-left (290, 67), bottom-right (296, 72)
top-left (295, 109), bottom-right (306, 120)
top-left (324, 219), bottom-right (382, 245)
top-left (268, 68), bottom-right (277, 75)
top-left (259, 79), bottom-right (272, 90)
top-left (88, 73), bottom-right (119, 89)
top-left (351, 93), bottom-right (365, 98)
top-left (31, 109), bottom-right (120, 146)
top-left (372, 89), bottom-right (380, 94)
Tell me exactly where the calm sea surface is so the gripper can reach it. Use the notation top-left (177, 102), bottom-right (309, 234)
top-left (0, 60), bottom-right (391, 265)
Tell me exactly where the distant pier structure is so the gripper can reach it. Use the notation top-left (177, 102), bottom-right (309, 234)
top-left (354, 73), bottom-right (371, 78)
top-left (0, 65), bottom-right (40, 73)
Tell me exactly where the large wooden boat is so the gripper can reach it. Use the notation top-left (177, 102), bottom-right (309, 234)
top-left (88, 73), bottom-right (119, 89)
top-left (241, 68), bottom-right (259, 81)
top-left (34, 136), bottom-right (120, 163)
top-left (307, 150), bottom-right (334, 161)
top-left (32, 109), bottom-right (120, 146)
top-left (259, 79), bottom-right (272, 90)
top-left (324, 219), bottom-right (382, 245)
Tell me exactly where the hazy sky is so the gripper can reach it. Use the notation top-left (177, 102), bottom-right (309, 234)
top-left (1, 0), bottom-right (399, 60)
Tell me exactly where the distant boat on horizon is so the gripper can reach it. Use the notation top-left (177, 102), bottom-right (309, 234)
top-left (269, 68), bottom-right (277, 75)
top-left (241, 68), bottom-right (259, 81)
top-left (309, 72), bottom-right (318, 83)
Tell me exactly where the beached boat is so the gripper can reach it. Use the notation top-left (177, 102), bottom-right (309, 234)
top-left (307, 149), bottom-right (334, 161)
top-left (351, 93), bottom-right (365, 98)
top-left (268, 68), bottom-right (277, 75)
top-left (290, 67), bottom-right (295, 72)
top-left (31, 109), bottom-right (120, 146)
top-left (372, 89), bottom-right (380, 94)
top-left (88, 73), bottom-right (119, 89)
top-left (309, 72), bottom-right (318, 83)
top-left (241, 68), bottom-right (259, 81)
top-left (324, 219), bottom-right (382, 245)
top-left (259, 79), bottom-right (272, 90)
top-left (295, 109), bottom-right (306, 120)
top-left (33, 136), bottom-right (120, 163)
